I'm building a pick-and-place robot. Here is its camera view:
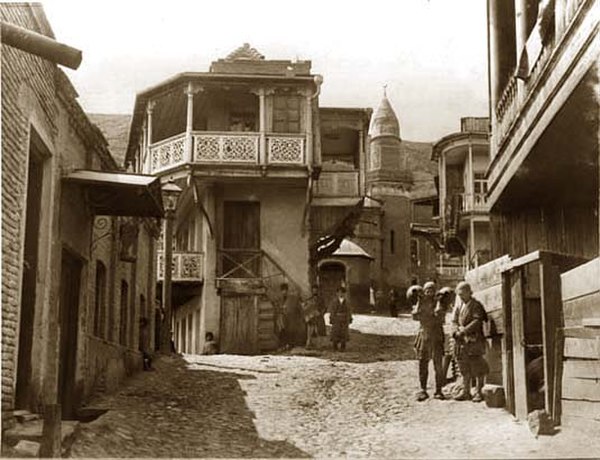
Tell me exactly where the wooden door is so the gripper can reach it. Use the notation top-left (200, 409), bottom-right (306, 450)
top-left (540, 262), bottom-right (562, 420)
top-left (222, 201), bottom-right (260, 278)
top-left (318, 262), bottom-right (346, 311)
top-left (220, 294), bottom-right (259, 354)
top-left (58, 250), bottom-right (82, 419)
top-left (16, 150), bottom-right (44, 409)
top-left (510, 267), bottom-right (529, 420)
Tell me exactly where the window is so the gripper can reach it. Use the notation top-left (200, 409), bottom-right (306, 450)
top-left (119, 280), bottom-right (129, 346)
top-left (474, 173), bottom-right (488, 195)
top-left (94, 261), bottom-right (107, 338)
top-left (273, 95), bottom-right (301, 133)
top-left (390, 230), bottom-right (395, 254)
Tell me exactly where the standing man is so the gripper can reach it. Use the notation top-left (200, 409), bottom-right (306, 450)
top-left (302, 286), bottom-right (325, 349)
top-left (412, 281), bottom-right (446, 401)
top-left (452, 281), bottom-right (489, 402)
top-left (330, 286), bottom-right (352, 351)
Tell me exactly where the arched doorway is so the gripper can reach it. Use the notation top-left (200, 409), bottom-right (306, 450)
top-left (318, 262), bottom-right (346, 309)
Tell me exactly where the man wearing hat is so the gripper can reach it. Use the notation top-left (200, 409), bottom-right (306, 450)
top-left (412, 281), bottom-right (446, 401)
top-left (452, 281), bottom-right (489, 402)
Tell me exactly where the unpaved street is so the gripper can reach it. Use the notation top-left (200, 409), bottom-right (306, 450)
top-left (70, 315), bottom-right (600, 458)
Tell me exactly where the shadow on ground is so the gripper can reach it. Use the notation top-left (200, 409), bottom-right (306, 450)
top-left (70, 355), bottom-right (310, 458)
top-left (277, 328), bottom-right (417, 364)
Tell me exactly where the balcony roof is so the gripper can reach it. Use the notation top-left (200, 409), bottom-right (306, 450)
top-left (431, 131), bottom-right (489, 161)
top-left (125, 71), bottom-right (317, 164)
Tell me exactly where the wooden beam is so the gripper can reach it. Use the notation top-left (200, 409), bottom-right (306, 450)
top-left (563, 360), bottom-right (600, 379)
top-left (1, 21), bottom-right (82, 69)
top-left (562, 377), bottom-right (600, 402)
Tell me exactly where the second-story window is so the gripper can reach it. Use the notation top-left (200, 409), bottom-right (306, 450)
top-left (273, 95), bottom-right (301, 133)
top-left (474, 173), bottom-right (488, 195)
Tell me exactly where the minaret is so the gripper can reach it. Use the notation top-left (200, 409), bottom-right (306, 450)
top-left (367, 88), bottom-right (413, 291)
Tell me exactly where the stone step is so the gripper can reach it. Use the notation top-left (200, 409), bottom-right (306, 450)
top-left (3, 419), bottom-right (80, 452)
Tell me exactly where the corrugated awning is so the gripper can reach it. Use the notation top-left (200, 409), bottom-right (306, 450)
top-left (63, 170), bottom-right (164, 218)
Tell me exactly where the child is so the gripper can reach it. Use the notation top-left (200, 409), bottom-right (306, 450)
top-left (202, 332), bottom-right (219, 355)
top-left (329, 286), bottom-right (352, 351)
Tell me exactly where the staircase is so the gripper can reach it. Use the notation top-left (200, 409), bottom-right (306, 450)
top-left (216, 249), bottom-right (306, 353)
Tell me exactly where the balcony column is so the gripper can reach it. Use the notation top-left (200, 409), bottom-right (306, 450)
top-left (439, 152), bottom-right (447, 230)
top-left (468, 139), bottom-right (474, 210)
top-left (142, 119), bottom-right (148, 173)
top-left (488, 0), bottom-right (516, 114)
top-left (258, 88), bottom-right (267, 165)
top-left (305, 92), bottom-right (313, 166)
top-left (184, 83), bottom-right (202, 163)
top-left (146, 100), bottom-right (155, 171)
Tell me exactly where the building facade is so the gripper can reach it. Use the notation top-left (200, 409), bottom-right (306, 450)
top-left (1, 3), bottom-right (162, 426)
top-left (476, 0), bottom-right (599, 425)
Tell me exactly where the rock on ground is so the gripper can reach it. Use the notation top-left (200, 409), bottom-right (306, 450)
top-left (69, 314), bottom-right (600, 459)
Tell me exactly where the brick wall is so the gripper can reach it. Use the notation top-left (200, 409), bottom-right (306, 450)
top-left (1, 4), bottom-right (59, 420)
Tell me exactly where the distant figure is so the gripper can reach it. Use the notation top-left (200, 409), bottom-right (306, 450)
top-left (412, 281), bottom-right (446, 401)
top-left (330, 286), bottom-right (352, 351)
top-left (452, 282), bottom-right (489, 402)
top-left (139, 317), bottom-right (153, 371)
top-left (369, 285), bottom-right (376, 312)
top-left (388, 288), bottom-right (398, 317)
top-left (202, 332), bottom-right (219, 355)
top-left (275, 283), bottom-right (290, 350)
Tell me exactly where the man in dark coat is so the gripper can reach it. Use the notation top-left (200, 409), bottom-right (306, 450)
top-left (329, 286), bottom-right (352, 351)
top-left (452, 281), bottom-right (489, 402)
top-left (412, 281), bottom-right (446, 401)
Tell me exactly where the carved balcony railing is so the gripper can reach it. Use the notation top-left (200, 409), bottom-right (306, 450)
top-left (149, 133), bottom-right (186, 173)
top-left (267, 134), bottom-right (305, 164)
top-left (147, 131), bottom-right (309, 173)
top-left (157, 251), bottom-right (204, 282)
top-left (460, 193), bottom-right (488, 212)
top-left (193, 132), bottom-right (259, 163)
top-left (314, 171), bottom-right (360, 197)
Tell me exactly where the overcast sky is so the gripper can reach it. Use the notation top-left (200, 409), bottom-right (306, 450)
top-left (42, 0), bottom-right (489, 142)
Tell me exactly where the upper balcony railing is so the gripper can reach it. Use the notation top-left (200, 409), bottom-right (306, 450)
top-left (157, 251), bottom-right (204, 282)
top-left (460, 193), bottom-right (488, 213)
top-left (493, 0), bottom-right (593, 154)
top-left (148, 131), bottom-right (306, 174)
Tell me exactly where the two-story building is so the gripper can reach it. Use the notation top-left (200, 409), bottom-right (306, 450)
top-left (476, 0), bottom-right (599, 427)
top-left (125, 44), bottom-right (321, 354)
top-left (432, 117), bottom-right (491, 281)
top-left (1, 3), bottom-right (162, 434)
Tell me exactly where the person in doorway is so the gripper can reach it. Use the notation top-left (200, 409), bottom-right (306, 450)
top-left (139, 317), bottom-right (154, 371)
top-left (452, 281), bottom-right (489, 402)
top-left (275, 283), bottom-right (291, 350)
top-left (412, 281), bottom-right (446, 401)
top-left (330, 286), bottom-right (352, 351)
top-left (202, 332), bottom-right (219, 355)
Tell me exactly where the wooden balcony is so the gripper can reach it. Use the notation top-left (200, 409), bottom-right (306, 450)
top-left (157, 251), bottom-right (204, 282)
top-left (148, 131), bottom-right (306, 174)
top-left (489, 0), bottom-right (598, 206)
top-left (459, 193), bottom-right (488, 213)
top-left (314, 171), bottom-right (360, 197)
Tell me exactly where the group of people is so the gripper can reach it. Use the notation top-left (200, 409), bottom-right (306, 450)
top-left (408, 280), bottom-right (489, 402)
top-left (276, 283), bottom-right (353, 352)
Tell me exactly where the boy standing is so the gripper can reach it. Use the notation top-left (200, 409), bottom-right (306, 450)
top-left (412, 281), bottom-right (446, 401)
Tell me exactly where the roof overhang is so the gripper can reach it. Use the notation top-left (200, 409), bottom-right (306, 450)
top-left (431, 132), bottom-right (489, 161)
top-left (63, 170), bottom-right (164, 218)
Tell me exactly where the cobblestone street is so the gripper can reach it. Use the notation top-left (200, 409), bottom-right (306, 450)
top-left (70, 315), bottom-right (600, 458)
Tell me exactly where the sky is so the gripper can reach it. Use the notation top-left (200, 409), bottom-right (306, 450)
top-left (42, 0), bottom-right (489, 142)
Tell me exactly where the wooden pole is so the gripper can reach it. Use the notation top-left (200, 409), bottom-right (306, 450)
top-left (160, 212), bottom-right (175, 353)
top-left (39, 404), bottom-right (61, 458)
top-left (1, 21), bottom-right (82, 69)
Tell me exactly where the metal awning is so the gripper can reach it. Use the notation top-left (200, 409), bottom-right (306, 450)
top-left (63, 170), bottom-right (164, 218)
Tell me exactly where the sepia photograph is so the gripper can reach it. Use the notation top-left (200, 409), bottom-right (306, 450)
top-left (0, 0), bottom-right (599, 458)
